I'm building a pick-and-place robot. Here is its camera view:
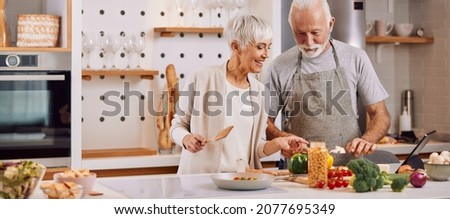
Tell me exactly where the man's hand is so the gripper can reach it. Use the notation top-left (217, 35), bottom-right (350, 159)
top-left (345, 138), bottom-right (377, 157)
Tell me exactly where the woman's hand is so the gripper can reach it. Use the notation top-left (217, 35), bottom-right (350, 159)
top-left (280, 135), bottom-right (309, 154)
top-left (276, 136), bottom-right (309, 158)
top-left (182, 134), bottom-right (207, 153)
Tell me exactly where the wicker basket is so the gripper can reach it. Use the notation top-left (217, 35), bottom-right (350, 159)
top-left (16, 14), bottom-right (60, 47)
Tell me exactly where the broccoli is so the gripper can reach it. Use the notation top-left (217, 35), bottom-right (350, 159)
top-left (347, 158), bottom-right (386, 192)
top-left (379, 171), bottom-right (392, 185)
top-left (391, 177), bottom-right (409, 192)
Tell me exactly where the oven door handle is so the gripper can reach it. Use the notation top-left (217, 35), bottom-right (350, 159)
top-left (0, 74), bottom-right (65, 81)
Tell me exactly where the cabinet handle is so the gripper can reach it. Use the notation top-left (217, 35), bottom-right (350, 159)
top-left (0, 74), bottom-right (65, 81)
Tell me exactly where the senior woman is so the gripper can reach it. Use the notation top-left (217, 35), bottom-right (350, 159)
top-left (170, 15), bottom-right (309, 174)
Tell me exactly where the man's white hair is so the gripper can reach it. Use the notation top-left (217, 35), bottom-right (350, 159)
top-left (288, 0), bottom-right (332, 26)
top-left (224, 14), bottom-right (273, 51)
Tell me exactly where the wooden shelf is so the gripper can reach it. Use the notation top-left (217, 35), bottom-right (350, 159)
top-left (154, 27), bottom-right (223, 37)
top-left (366, 36), bottom-right (434, 44)
top-left (0, 47), bottom-right (71, 52)
top-left (82, 148), bottom-right (157, 159)
top-left (82, 69), bottom-right (159, 80)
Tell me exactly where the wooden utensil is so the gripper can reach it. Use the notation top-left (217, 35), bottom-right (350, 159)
top-left (206, 126), bottom-right (234, 142)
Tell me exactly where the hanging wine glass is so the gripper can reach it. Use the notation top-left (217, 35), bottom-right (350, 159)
top-left (190, 0), bottom-right (200, 27)
top-left (98, 33), bottom-right (112, 69)
top-left (204, 0), bottom-right (217, 27)
top-left (110, 34), bottom-right (123, 69)
top-left (134, 32), bottom-right (146, 69)
top-left (215, 0), bottom-right (226, 27)
top-left (175, 0), bottom-right (187, 26)
top-left (123, 34), bottom-right (136, 69)
top-left (234, 0), bottom-right (246, 15)
top-left (82, 32), bottom-right (96, 69)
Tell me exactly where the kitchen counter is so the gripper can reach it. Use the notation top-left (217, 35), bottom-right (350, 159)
top-left (31, 164), bottom-right (450, 199)
top-left (80, 142), bottom-right (450, 171)
top-left (377, 141), bottom-right (450, 155)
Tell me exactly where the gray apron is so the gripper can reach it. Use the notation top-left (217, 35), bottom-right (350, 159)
top-left (282, 41), bottom-right (361, 150)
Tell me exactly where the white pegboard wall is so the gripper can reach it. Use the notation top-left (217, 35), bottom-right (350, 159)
top-left (82, 0), bottom-right (158, 150)
top-left (81, 0), bottom-right (251, 151)
top-left (82, 76), bottom-right (159, 149)
top-left (152, 32), bottom-right (230, 90)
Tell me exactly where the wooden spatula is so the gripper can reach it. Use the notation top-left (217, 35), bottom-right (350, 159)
top-left (206, 126), bottom-right (234, 142)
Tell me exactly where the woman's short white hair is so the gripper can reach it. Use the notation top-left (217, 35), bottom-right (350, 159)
top-left (224, 15), bottom-right (273, 51)
top-left (288, 0), bottom-right (332, 25)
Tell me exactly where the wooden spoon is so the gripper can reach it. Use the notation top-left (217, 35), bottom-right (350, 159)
top-left (206, 126), bottom-right (234, 142)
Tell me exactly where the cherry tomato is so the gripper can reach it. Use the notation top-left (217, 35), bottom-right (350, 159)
top-left (346, 170), bottom-right (353, 177)
top-left (327, 180), bottom-right (335, 190)
top-left (317, 181), bottom-right (325, 189)
top-left (342, 180), bottom-right (349, 188)
top-left (335, 180), bottom-right (343, 188)
top-left (327, 170), bottom-right (335, 179)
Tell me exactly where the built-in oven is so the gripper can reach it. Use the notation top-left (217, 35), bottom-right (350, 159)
top-left (0, 52), bottom-right (71, 167)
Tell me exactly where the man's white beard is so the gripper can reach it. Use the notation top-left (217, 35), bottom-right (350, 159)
top-left (297, 41), bottom-right (327, 59)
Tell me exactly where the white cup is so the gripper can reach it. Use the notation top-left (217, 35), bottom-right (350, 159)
top-left (375, 20), bottom-right (393, 36)
top-left (394, 23), bottom-right (414, 37)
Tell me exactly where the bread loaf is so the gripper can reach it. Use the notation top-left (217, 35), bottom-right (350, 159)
top-left (157, 64), bottom-right (179, 150)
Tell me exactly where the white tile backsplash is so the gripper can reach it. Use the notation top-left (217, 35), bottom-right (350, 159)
top-left (365, 0), bottom-right (450, 136)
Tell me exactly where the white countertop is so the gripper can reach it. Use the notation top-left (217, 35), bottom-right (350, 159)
top-left (377, 141), bottom-right (450, 155)
top-left (81, 142), bottom-right (450, 171)
top-left (31, 164), bottom-right (450, 199)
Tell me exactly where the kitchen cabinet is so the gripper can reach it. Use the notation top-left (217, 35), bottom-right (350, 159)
top-left (154, 27), bottom-right (223, 37)
top-left (0, 0), bottom-right (72, 52)
top-left (82, 69), bottom-right (159, 81)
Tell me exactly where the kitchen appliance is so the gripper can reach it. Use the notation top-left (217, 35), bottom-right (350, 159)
top-left (328, 0), bottom-right (366, 49)
top-left (0, 52), bottom-right (71, 167)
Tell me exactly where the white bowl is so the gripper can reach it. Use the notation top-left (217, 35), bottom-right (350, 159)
top-left (424, 162), bottom-right (450, 181)
top-left (395, 23), bottom-right (414, 37)
top-left (53, 172), bottom-right (96, 197)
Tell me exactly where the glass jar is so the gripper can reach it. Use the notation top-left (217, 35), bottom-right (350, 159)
top-left (307, 141), bottom-right (329, 188)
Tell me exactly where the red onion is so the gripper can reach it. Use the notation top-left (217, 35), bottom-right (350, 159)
top-left (409, 170), bottom-right (428, 188)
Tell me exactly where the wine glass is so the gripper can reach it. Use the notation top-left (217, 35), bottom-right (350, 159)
top-left (110, 35), bottom-right (123, 69)
top-left (234, 0), bottom-right (246, 15)
top-left (190, 0), bottom-right (200, 27)
top-left (98, 33), bottom-right (112, 69)
top-left (175, 0), bottom-right (187, 26)
top-left (215, 0), bottom-right (226, 27)
top-left (123, 34), bottom-right (136, 69)
top-left (204, 0), bottom-right (217, 27)
top-left (82, 32), bottom-right (96, 69)
top-left (134, 33), bottom-right (146, 69)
